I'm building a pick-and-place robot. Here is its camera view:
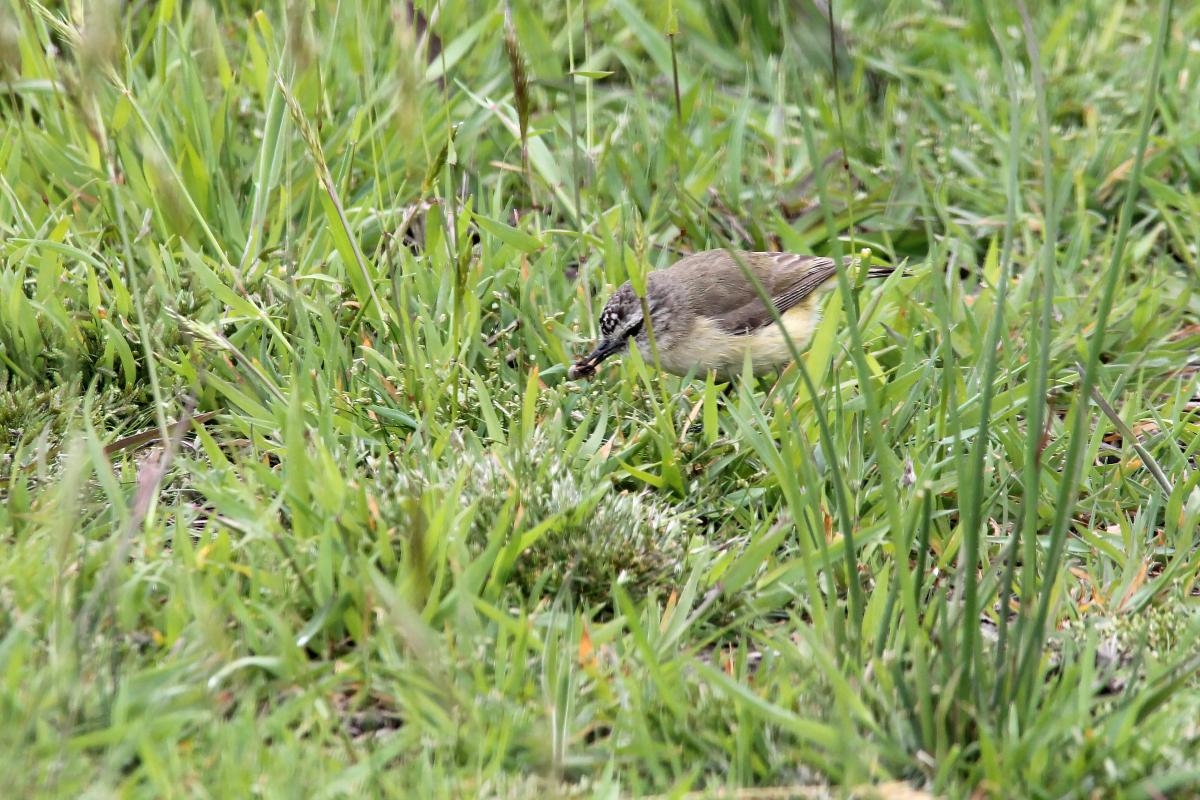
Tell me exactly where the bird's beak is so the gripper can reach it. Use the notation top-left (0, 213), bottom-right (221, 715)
top-left (569, 338), bottom-right (625, 380)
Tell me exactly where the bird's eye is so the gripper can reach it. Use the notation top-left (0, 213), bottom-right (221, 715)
top-left (625, 319), bottom-right (643, 338)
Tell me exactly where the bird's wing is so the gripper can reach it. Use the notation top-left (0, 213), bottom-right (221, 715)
top-left (658, 250), bottom-right (822, 314)
top-left (707, 253), bottom-right (839, 335)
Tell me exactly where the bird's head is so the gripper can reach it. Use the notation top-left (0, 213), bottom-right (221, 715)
top-left (570, 282), bottom-right (676, 379)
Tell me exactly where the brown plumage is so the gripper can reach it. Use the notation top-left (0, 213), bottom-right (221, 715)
top-left (571, 249), bottom-right (898, 379)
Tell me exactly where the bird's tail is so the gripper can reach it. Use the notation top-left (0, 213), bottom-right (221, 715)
top-left (838, 256), bottom-right (907, 281)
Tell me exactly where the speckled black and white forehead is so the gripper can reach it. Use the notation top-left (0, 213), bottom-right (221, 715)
top-left (598, 284), bottom-right (641, 338)
top-left (599, 305), bottom-right (621, 338)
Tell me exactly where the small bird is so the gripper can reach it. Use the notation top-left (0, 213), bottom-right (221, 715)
top-left (569, 249), bottom-right (897, 380)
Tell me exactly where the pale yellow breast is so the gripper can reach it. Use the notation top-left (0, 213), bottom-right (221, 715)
top-left (649, 304), bottom-right (821, 378)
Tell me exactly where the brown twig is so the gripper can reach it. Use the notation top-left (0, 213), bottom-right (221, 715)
top-left (78, 397), bottom-right (199, 645)
top-left (103, 411), bottom-right (218, 456)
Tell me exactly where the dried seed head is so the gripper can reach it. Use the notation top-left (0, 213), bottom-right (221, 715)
top-left (502, 2), bottom-right (530, 143)
top-left (77, 0), bottom-right (120, 81)
top-left (191, 0), bottom-right (222, 81)
top-left (142, 137), bottom-right (188, 236)
top-left (0, 6), bottom-right (20, 79)
top-left (285, 0), bottom-right (315, 72)
top-left (390, 1), bottom-right (423, 138)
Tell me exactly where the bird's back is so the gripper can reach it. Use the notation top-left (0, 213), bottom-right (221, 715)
top-left (655, 249), bottom-right (833, 317)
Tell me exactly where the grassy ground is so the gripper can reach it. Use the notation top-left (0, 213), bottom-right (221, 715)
top-left (2, 0), bottom-right (1199, 796)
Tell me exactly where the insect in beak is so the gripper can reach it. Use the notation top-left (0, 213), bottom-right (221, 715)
top-left (568, 338), bottom-right (625, 380)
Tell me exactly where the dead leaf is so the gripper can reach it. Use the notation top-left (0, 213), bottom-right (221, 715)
top-left (1098, 147), bottom-right (1163, 201)
top-left (578, 624), bottom-right (596, 670)
top-left (1169, 323), bottom-right (1200, 342)
top-left (366, 493), bottom-right (381, 532)
top-left (660, 589), bottom-right (679, 632)
top-left (1116, 561), bottom-right (1150, 612)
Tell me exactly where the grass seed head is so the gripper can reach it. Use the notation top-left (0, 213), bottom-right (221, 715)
top-left (285, 0), bottom-right (316, 72)
top-left (503, 3), bottom-right (531, 147)
top-left (390, 1), bottom-right (424, 139)
top-left (77, 0), bottom-right (120, 82)
top-left (0, 6), bottom-right (19, 79)
top-left (191, 1), bottom-right (222, 82)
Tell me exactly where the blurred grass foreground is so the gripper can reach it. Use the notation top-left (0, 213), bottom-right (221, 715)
top-left (1, 0), bottom-right (1199, 797)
